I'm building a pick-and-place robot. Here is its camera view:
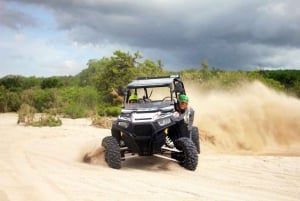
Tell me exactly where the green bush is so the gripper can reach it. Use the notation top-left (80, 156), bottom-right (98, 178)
top-left (97, 104), bottom-right (121, 117)
top-left (59, 86), bottom-right (98, 118)
top-left (62, 102), bottom-right (87, 119)
top-left (7, 92), bottom-right (21, 112)
top-left (0, 85), bottom-right (8, 112)
top-left (105, 106), bottom-right (121, 116)
top-left (33, 89), bottom-right (57, 112)
top-left (41, 77), bottom-right (61, 89)
top-left (289, 80), bottom-right (300, 97)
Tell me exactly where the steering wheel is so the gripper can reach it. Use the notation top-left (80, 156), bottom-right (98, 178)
top-left (143, 96), bottom-right (151, 102)
top-left (144, 98), bottom-right (151, 103)
top-left (162, 96), bottom-right (171, 102)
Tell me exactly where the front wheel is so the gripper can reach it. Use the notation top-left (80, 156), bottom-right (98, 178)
top-left (102, 136), bottom-right (121, 169)
top-left (173, 137), bottom-right (198, 171)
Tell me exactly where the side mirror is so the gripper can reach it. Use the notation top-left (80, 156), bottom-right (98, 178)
top-left (174, 82), bottom-right (185, 94)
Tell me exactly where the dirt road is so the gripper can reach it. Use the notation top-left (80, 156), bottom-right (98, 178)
top-left (0, 113), bottom-right (299, 201)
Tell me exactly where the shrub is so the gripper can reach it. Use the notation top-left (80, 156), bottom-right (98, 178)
top-left (32, 113), bottom-right (62, 127)
top-left (62, 102), bottom-right (87, 119)
top-left (7, 92), bottom-right (21, 112)
top-left (0, 85), bottom-right (8, 112)
top-left (97, 105), bottom-right (121, 117)
top-left (105, 106), bottom-right (121, 116)
top-left (17, 103), bottom-right (36, 125)
top-left (59, 86), bottom-right (98, 118)
top-left (33, 89), bottom-right (57, 112)
top-left (91, 114), bottom-right (114, 128)
top-left (17, 104), bottom-right (62, 127)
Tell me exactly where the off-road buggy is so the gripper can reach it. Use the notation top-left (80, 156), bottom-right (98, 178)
top-left (102, 75), bottom-right (200, 171)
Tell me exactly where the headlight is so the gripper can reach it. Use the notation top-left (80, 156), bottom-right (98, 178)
top-left (157, 118), bottom-right (171, 126)
top-left (118, 121), bottom-right (129, 128)
top-left (119, 113), bottom-right (131, 121)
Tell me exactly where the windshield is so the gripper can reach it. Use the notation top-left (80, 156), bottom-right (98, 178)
top-left (124, 101), bottom-right (173, 111)
top-left (126, 86), bottom-right (172, 103)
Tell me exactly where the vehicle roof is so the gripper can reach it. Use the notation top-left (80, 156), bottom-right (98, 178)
top-left (127, 76), bottom-right (180, 88)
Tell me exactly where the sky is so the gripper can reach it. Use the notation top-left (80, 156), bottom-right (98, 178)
top-left (1, 0), bottom-right (300, 77)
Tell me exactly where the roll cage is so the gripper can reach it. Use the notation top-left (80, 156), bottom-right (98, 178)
top-left (123, 75), bottom-right (185, 105)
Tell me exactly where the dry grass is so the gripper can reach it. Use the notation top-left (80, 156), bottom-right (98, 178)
top-left (91, 115), bottom-right (116, 129)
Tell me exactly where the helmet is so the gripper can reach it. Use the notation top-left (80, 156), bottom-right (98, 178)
top-left (179, 94), bottom-right (189, 103)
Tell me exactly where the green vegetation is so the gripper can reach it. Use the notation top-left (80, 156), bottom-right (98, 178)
top-left (1, 50), bottom-right (300, 126)
top-left (17, 103), bottom-right (36, 125)
top-left (258, 70), bottom-right (300, 97)
top-left (17, 104), bottom-right (62, 127)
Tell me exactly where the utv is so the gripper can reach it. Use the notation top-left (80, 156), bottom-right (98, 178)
top-left (102, 75), bottom-right (200, 171)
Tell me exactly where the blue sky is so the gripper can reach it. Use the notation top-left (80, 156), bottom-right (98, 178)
top-left (1, 0), bottom-right (300, 77)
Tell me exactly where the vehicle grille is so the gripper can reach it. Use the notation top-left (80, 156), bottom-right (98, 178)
top-left (133, 124), bottom-right (153, 137)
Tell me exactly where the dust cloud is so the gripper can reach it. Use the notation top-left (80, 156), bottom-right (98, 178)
top-left (82, 141), bottom-right (105, 165)
top-left (186, 81), bottom-right (300, 155)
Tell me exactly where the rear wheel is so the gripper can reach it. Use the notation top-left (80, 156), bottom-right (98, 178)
top-left (102, 136), bottom-right (121, 169)
top-left (173, 137), bottom-right (198, 171)
top-left (191, 127), bottom-right (200, 154)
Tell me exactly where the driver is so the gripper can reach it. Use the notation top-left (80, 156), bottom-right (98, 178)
top-left (175, 94), bottom-right (195, 131)
top-left (128, 93), bottom-right (138, 103)
top-left (165, 94), bottom-right (195, 148)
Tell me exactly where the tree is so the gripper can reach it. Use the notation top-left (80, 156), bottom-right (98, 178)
top-left (79, 59), bottom-right (105, 87)
top-left (41, 77), bottom-right (61, 89)
top-left (0, 75), bottom-right (22, 92)
top-left (0, 86), bottom-right (8, 112)
top-left (137, 59), bottom-right (164, 77)
top-left (96, 50), bottom-right (141, 103)
top-left (201, 60), bottom-right (212, 81)
top-left (33, 89), bottom-right (57, 112)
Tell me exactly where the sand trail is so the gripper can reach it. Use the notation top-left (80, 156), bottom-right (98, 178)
top-left (0, 81), bottom-right (300, 200)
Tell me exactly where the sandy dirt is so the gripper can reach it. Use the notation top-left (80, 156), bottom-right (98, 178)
top-left (1, 81), bottom-right (300, 201)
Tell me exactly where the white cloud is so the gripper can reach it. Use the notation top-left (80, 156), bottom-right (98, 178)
top-left (56, 60), bottom-right (84, 75)
top-left (261, 48), bottom-right (300, 69)
top-left (14, 33), bottom-right (25, 42)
